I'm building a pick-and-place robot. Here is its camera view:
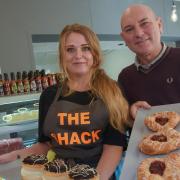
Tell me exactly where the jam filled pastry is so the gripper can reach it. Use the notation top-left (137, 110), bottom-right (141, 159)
top-left (68, 164), bottom-right (99, 180)
top-left (42, 159), bottom-right (68, 180)
top-left (137, 153), bottom-right (180, 180)
top-left (21, 154), bottom-right (48, 180)
top-left (139, 127), bottom-right (180, 155)
top-left (144, 111), bottom-right (180, 132)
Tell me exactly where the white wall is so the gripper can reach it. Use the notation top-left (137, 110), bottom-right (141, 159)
top-left (0, 0), bottom-right (91, 74)
top-left (0, 0), bottom-right (180, 75)
top-left (102, 48), bottom-right (135, 80)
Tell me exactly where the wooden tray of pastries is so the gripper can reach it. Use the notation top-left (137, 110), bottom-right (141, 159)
top-left (120, 103), bottom-right (180, 180)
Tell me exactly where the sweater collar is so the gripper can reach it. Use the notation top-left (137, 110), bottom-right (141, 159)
top-left (135, 42), bottom-right (167, 71)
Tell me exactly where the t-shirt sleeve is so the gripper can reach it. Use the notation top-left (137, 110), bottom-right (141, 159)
top-left (103, 124), bottom-right (128, 151)
top-left (38, 85), bottom-right (57, 142)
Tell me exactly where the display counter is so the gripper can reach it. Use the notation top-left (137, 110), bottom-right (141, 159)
top-left (0, 160), bottom-right (21, 180)
top-left (0, 93), bottom-right (41, 145)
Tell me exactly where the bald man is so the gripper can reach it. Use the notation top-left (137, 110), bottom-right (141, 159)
top-left (118, 4), bottom-right (180, 119)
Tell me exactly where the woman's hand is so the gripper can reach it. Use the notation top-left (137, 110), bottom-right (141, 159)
top-left (97, 145), bottom-right (122, 180)
top-left (0, 142), bottom-right (51, 164)
top-left (130, 101), bottom-right (151, 119)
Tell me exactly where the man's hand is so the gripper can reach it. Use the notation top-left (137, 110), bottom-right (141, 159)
top-left (130, 101), bottom-right (151, 119)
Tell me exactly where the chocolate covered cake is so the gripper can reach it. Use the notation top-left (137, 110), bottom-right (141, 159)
top-left (21, 154), bottom-right (48, 180)
top-left (68, 164), bottom-right (99, 180)
top-left (42, 159), bottom-right (68, 180)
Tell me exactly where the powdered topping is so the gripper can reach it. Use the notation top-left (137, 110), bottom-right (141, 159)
top-left (44, 159), bottom-right (68, 173)
top-left (22, 154), bottom-right (48, 165)
top-left (68, 164), bottom-right (97, 179)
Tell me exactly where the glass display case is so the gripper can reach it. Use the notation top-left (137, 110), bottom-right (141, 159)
top-left (0, 93), bottom-right (41, 147)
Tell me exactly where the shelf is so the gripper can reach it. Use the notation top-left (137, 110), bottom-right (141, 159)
top-left (0, 121), bottom-right (38, 137)
top-left (0, 93), bottom-right (41, 105)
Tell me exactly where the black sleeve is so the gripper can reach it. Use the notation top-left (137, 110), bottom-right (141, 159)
top-left (103, 124), bottom-right (128, 151)
top-left (38, 85), bottom-right (58, 142)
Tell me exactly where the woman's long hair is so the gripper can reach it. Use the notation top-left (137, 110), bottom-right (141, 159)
top-left (59, 24), bottom-right (131, 132)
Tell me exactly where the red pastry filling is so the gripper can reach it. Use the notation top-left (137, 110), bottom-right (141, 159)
top-left (155, 117), bottom-right (168, 126)
top-left (151, 134), bottom-right (167, 142)
top-left (149, 160), bottom-right (166, 176)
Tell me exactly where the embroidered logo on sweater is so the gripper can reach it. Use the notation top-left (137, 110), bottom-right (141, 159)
top-left (166, 77), bottom-right (173, 84)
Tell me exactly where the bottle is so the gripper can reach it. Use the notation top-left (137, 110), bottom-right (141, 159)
top-left (55, 73), bottom-right (63, 85)
top-left (16, 72), bottom-right (24, 94)
top-left (0, 74), bottom-right (4, 96)
top-left (52, 73), bottom-right (57, 85)
top-left (47, 73), bottom-right (53, 86)
top-left (40, 69), bottom-right (49, 90)
top-left (22, 71), bottom-right (30, 93)
top-left (3, 73), bottom-right (11, 95)
top-left (34, 70), bottom-right (42, 92)
top-left (10, 72), bottom-right (18, 95)
top-left (28, 70), bottom-right (36, 93)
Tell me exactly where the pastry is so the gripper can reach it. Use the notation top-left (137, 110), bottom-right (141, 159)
top-left (137, 153), bottom-right (180, 180)
top-left (68, 164), bottom-right (99, 180)
top-left (21, 154), bottom-right (48, 180)
top-left (42, 159), bottom-right (68, 180)
top-left (166, 153), bottom-right (180, 176)
top-left (139, 127), bottom-right (180, 155)
top-left (144, 111), bottom-right (180, 132)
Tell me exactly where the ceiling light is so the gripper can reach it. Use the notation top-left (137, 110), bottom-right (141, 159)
top-left (171, 1), bottom-right (178, 22)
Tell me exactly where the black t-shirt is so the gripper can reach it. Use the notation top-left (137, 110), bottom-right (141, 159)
top-left (38, 85), bottom-right (127, 149)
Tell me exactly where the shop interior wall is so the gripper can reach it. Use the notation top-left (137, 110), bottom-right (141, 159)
top-left (0, 0), bottom-right (180, 79)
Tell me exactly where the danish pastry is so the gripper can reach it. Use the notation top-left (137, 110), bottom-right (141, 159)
top-left (137, 153), bottom-right (180, 180)
top-left (144, 111), bottom-right (180, 132)
top-left (139, 127), bottom-right (180, 155)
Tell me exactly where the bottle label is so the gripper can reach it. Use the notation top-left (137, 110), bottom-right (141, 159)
top-left (0, 83), bottom-right (4, 96)
top-left (3, 82), bottom-right (11, 95)
top-left (42, 77), bottom-right (49, 90)
top-left (17, 82), bottom-right (24, 93)
top-left (30, 80), bottom-right (36, 92)
top-left (23, 80), bottom-right (30, 93)
top-left (36, 78), bottom-right (42, 92)
top-left (11, 82), bottom-right (18, 94)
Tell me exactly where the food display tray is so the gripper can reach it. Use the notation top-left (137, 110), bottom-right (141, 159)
top-left (120, 103), bottom-right (180, 180)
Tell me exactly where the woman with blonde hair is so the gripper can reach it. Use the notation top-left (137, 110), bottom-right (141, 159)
top-left (0, 24), bottom-right (131, 180)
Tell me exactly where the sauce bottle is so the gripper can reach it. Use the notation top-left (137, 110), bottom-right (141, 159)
top-left (3, 73), bottom-right (11, 95)
top-left (28, 70), bottom-right (36, 93)
top-left (34, 70), bottom-right (42, 92)
top-left (52, 73), bottom-right (57, 85)
top-left (10, 72), bottom-right (18, 95)
top-left (22, 71), bottom-right (30, 93)
top-left (41, 69), bottom-right (49, 90)
top-left (0, 74), bottom-right (4, 96)
top-left (16, 72), bottom-right (24, 94)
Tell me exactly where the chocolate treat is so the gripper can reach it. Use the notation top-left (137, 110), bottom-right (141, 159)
top-left (44, 159), bottom-right (68, 173)
top-left (22, 154), bottom-right (48, 165)
top-left (21, 154), bottom-right (48, 180)
top-left (68, 164), bottom-right (98, 180)
top-left (42, 159), bottom-right (69, 180)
